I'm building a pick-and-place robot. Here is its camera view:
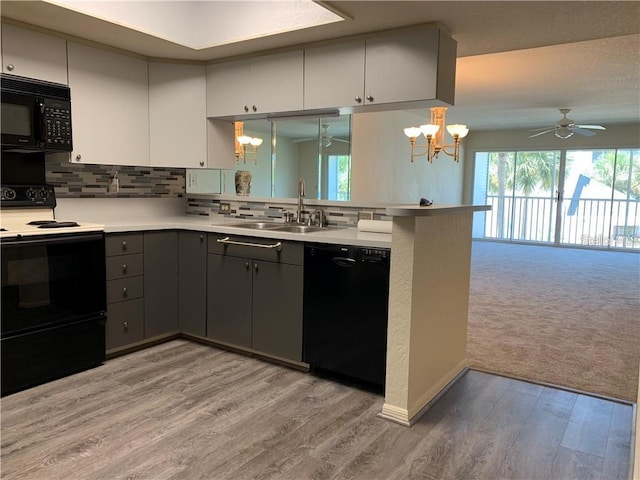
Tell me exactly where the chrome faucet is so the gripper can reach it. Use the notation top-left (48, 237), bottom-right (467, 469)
top-left (314, 208), bottom-right (325, 227)
top-left (296, 178), bottom-right (305, 224)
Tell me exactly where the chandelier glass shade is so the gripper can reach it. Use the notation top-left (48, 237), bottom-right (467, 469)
top-left (404, 107), bottom-right (469, 163)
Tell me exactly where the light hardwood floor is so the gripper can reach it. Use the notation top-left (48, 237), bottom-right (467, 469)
top-left (0, 340), bottom-right (633, 480)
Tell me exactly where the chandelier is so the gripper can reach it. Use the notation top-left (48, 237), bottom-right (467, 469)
top-left (403, 107), bottom-right (469, 163)
top-left (235, 121), bottom-right (263, 164)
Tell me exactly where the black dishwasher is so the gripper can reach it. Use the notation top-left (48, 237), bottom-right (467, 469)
top-left (303, 243), bottom-right (390, 391)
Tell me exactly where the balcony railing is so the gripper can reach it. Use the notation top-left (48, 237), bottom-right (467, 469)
top-left (478, 195), bottom-right (640, 249)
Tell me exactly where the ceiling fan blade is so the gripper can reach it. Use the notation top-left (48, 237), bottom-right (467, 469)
top-left (575, 124), bottom-right (606, 130)
top-left (572, 127), bottom-right (597, 137)
top-left (529, 128), bottom-right (555, 138)
top-left (529, 126), bottom-right (556, 132)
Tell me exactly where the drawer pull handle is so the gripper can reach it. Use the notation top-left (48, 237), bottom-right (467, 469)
top-left (216, 237), bottom-right (282, 252)
top-left (122, 241), bottom-right (128, 250)
top-left (123, 321), bottom-right (128, 331)
top-left (122, 264), bottom-right (128, 273)
top-left (122, 287), bottom-right (128, 296)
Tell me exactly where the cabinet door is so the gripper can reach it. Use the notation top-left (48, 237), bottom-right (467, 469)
top-left (68, 42), bottom-right (149, 166)
top-left (144, 231), bottom-right (178, 338)
top-left (106, 299), bottom-right (144, 350)
top-left (304, 40), bottom-right (365, 110)
top-left (364, 26), bottom-right (441, 105)
top-left (149, 63), bottom-right (207, 168)
top-left (1, 23), bottom-right (68, 84)
top-left (206, 59), bottom-right (252, 117)
top-left (206, 50), bottom-right (303, 118)
top-left (207, 253), bottom-right (252, 348)
top-left (178, 232), bottom-right (207, 337)
top-left (252, 261), bottom-right (303, 361)
top-left (251, 50), bottom-right (303, 115)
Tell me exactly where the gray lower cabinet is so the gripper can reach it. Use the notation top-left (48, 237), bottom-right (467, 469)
top-left (207, 253), bottom-right (252, 348)
top-left (178, 231), bottom-right (207, 336)
top-left (144, 231), bottom-right (178, 338)
top-left (207, 235), bottom-right (304, 361)
top-left (251, 260), bottom-right (303, 361)
top-left (105, 233), bottom-right (145, 351)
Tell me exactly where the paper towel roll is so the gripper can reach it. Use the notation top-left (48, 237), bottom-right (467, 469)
top-left (357, 219), bottom-right (392, 234)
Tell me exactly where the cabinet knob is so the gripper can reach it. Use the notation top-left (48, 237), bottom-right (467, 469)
top-left (122, 264), bottom-right (128, 273)
top-left (244, 105), bottom-right (249, 112)
top-left (252, 105), bottom-right (257, 112)
top-left (122, 287), bottom-right (128, 296)
top-left (254, 263), bottom-right (259, 272)
top-left (366, 95), bottom-right (374, 102)
top-left (245, 262), bottom-right (250, 270)
top-left (6, 64), bottom-right (15, 71)
top-left (122, 241), bottom-right (128, 250)
top-left (355, 96), bottom-right (362, 103)
top-left (123, 321), bottom-right (129, 331)
top-left (199, 234), bottom-right (204, 242)
top-left (199, 161), bottom-right (205, 167)
top-left (75, 154), bottom-right (82, 161)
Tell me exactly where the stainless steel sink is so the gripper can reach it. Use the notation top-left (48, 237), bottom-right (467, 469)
top-left (230, 222), bottom-right (282, 230)
top-left (229, 221), bottom-right (345, 234)
top-left (272, 225), bottom-right (325, 233)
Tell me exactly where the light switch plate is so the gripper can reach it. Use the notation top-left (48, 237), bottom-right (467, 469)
top-left (358, 210), bottom-right (374, 221)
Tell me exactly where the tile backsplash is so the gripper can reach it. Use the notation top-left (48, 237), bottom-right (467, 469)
top-left (187, 196), bottom-right (390, 227)
top-left (46, 157), bottom-right (185, 198)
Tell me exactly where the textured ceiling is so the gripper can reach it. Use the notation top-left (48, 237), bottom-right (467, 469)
top-left (1, 1), bottom-right (639, 131)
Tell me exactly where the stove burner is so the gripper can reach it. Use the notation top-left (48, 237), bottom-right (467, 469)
top-left (37, 221), bottom-right (80, 229)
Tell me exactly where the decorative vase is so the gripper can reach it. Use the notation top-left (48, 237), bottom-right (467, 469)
top-left (235, 170), bottom-right (252, 196)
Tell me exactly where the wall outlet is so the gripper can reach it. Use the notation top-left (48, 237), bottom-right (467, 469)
top-left (358, 210), bottom-right (374, 221)
top-left (219, 202), bottom-right (231, 213)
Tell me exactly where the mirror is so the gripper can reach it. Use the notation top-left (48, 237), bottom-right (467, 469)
top-left (223, 114), bottom-right (352, 200)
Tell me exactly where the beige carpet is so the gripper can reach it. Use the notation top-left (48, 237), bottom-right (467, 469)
top-left (467, 241), bottom-right (640, 402)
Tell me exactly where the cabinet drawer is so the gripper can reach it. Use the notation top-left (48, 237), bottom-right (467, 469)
top-left (107, 277), bottom-right (143, 304)
top-left (106, 299), bottom-right (144, 350)
top-left (208, 234), bottom-right (303, 265)
top-left (106, 254), bottom-right (143, 280)
top-left (106, 234), bottom-right (143, 256)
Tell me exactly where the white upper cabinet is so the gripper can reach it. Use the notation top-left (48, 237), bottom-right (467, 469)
top-left (149, 62), bottom-right (207, 168)
top-left (67, 42), bottom-right (149, 166)
top-left (206, 50), bottom-right (304, 118)
top-left (304, 25), bottom-right (457, 111)
top-left (364, 26), bottom-right (455, 106)
top-left (304, 40), bottom-right (365, 110)
top-left (1, 23), bottom-right (68, 84)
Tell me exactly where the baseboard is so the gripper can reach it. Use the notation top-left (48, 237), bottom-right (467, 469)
top-left (378, 363), bottom-right (469, 427)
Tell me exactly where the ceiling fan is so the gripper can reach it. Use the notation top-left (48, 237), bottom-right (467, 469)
top-left (293, 124), bottom-right (349, 147)
top-left (529, 109), bottom-right (606, 139)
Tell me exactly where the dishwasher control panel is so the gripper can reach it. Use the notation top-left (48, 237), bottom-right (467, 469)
top-left (357, 247), bottom-right (390, 263)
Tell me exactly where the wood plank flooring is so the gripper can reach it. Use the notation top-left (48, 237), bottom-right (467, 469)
top-left (0, 340), bottom-right (633, 480)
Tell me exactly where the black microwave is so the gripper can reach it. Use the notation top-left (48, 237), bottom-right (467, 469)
top-left (0, 74), bottom-right (72, 153)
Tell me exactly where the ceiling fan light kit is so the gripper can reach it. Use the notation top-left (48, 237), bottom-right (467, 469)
top-left (529, 108), bottom-right (606, 139)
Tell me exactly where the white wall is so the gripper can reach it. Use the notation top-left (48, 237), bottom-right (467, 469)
top-left (350, 110), bottom-right (464, 205)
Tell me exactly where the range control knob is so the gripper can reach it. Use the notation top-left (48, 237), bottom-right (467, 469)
top-left (1, 188), bottom-right (16, 200)
top-left (26, 188), bottom-right (36, 199)
top-left (39, 188), bottom-right (50, 199)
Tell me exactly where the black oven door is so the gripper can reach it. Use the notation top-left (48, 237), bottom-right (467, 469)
top-left (1, 232), bottom-right (107, 337)
top-left (1, 232), bottom-right (107, 396)
top-left (0, 90), bottom-right (38, 150)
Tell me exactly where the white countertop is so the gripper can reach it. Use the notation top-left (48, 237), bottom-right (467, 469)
top-left (385, 203), bottom-right (491, 216)
top-left (100, 215), bottom-right (392, 248)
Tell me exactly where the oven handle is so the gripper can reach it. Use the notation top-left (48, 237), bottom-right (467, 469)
top-left (1, 232), bottom-right (104, 247)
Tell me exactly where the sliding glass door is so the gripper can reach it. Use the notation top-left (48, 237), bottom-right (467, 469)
top-left (473, 148), bottom-right (640, 249)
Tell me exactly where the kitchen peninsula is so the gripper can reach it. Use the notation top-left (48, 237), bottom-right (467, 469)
top-left (382, 203), bottom-right (490, 426)
top-left (57, 198), bottom-right (489, 426)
